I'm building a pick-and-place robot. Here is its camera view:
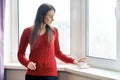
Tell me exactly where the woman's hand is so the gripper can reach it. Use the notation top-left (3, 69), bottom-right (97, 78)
top-left (73, 58), bottom-right (86, 65)
top-left (27, 61), bottom-right (36, 70)
top-left (77, 58), bottom-right (86, 62)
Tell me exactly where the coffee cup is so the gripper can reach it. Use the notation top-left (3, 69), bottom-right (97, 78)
top-left (78, 62), bottom-right (90, 69)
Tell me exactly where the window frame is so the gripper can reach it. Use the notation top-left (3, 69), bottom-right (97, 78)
top-left (85, 0), bottom-right (120, 72)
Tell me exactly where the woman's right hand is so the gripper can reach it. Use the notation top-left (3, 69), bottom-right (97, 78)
top-left (27, 61), bottom-right (36, 70)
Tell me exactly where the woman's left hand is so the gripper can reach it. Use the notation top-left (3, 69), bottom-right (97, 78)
top-left (73, 58), bottom-right (86, 64)
top-left (77, 58), bottom-right (86, 62)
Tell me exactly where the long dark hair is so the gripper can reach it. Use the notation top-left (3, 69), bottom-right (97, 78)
top-left (31, 3), bottom-right (55, 44)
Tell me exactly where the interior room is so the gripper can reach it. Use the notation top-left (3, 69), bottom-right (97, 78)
top-left (1, 0), bottom-right (120, 80)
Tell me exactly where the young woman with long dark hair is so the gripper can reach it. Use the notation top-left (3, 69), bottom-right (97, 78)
top-left (17, 3), bottom-right (86, 80)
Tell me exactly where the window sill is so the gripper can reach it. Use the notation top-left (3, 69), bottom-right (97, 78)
top-left (5, 63), bottom-right (120, 80)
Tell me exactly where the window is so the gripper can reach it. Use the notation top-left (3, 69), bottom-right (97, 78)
top-left (19, 0), bottom-right (70, 55)
top-left (86, 0), bottom-right (117, 59)
top-left (86, 0), bottom-right (120, 71)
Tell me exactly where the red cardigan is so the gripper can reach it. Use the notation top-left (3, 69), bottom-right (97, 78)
top-left (17, 27), bottom-right (74, 76)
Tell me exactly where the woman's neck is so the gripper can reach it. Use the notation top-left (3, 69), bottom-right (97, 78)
top-left (41, 24), bottom-right (46, 29)
top-left (39, 24), bottom-right (46, 35)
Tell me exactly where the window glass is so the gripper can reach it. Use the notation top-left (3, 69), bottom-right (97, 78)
top-left (86, 0), bottom-right (117, 59)
top-left (19, 0), bottom-right (70, 55)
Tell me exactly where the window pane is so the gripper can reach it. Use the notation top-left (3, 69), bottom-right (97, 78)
top-left (87, 0), bottom-right (117, 59)
top-left (19, 0), bottom-right (70, 55)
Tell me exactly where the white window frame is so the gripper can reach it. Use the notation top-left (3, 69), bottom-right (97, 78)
top-left (4, 0), bottom-right (19, 63)
top-left (85, 0), bottom-right (120, 72)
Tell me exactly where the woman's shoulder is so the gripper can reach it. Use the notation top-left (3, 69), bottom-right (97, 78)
top-left (24, 26), bottom-right (32, 31)
top-left (22, 26), bottom-right (33, 36)
top-left (22, 26), bottom-right (33, 34)
top-left (52, 27), bottom-right (59, 37)
top-left (52, 27), bottom-right (58, 32)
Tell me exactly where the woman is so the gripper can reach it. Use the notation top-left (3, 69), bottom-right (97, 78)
top-left (17, 3), bottom-right (86, 80)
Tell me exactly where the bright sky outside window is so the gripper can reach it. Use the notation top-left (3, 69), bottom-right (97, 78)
top-left (19, 0), bottom-right (70, 55)
top-left (86, 0), bottom-right (117, 59)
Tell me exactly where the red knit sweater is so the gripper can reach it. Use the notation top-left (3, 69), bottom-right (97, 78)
top-left (17, 27), bottom-right (74, 76)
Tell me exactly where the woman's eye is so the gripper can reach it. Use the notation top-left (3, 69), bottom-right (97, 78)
top-left (49, 16), bottom-right (53, 18)
top-left (48, 15), bottom-right (53, 18)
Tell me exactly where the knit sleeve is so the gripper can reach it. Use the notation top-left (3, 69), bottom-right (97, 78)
top-left (54, 28), bottom-right (74, 63)
top-left (17, 28), bottom-right (30, 67)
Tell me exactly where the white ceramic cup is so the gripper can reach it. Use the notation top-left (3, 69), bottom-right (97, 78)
top-left (78, 62), bottom-right (90, 68)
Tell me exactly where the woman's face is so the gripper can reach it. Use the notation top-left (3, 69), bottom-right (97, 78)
top-left (44, 10), bottom-right (55, 25)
